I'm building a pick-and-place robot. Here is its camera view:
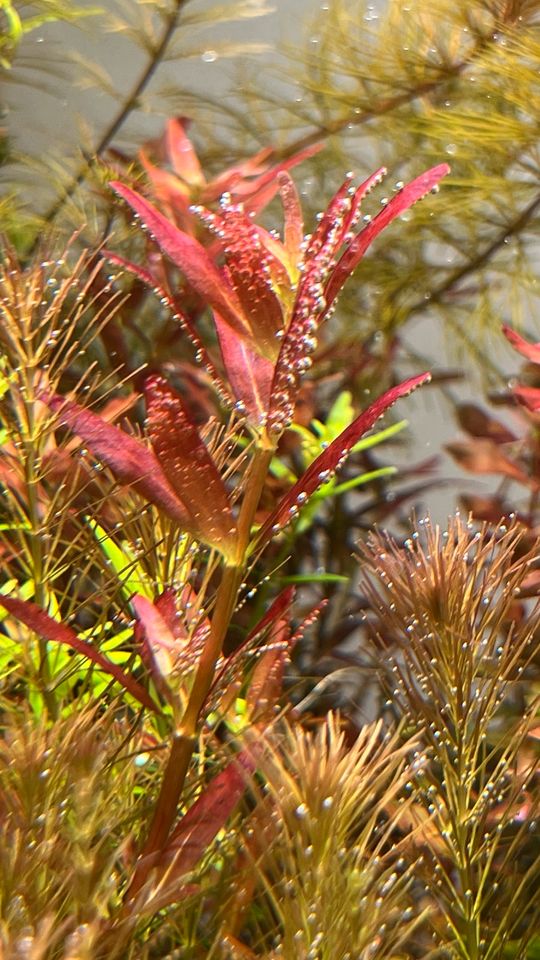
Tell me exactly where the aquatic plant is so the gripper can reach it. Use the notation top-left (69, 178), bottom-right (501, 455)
top-left (359, 514), bottom-right (540, 959)
top-left (0, 160), bottom-right (456, 955)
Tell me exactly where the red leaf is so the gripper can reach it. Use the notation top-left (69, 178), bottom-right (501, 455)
top-left (231, 142), bottom-right (323, 214)
top-left (456, 403), bottom-right (516, 443)
top-left (46, 394), bottom-right (192, 527)
top-left (278, 172), bottom-right (304, 263)
top-left (247, 642), bottom-right (289, 722)
top-left (102, 250), bottom-right (226, 395)
top-left (512, 385), bottom-right (540, 412)
top-left (141, 750), bottom-right (257, 905)
top-left (258, 373), bottom-right (430, 547)
top-left (145, 376), bottom-right (238, 558)
top-left (218, 205), bottom-right (284, 358)
top-left (313, 172), bottom-right (361, 256)
top-left (245, 586), bottom-right (296, 646)
top-left (132, 593), bottom-right (176, 684)
top-left (0, 595), bottom-right (159, 712)
top-left (165, 117), bottom-right (205, 186)
top-left (325, 164), bottom-right (451, 307)
top-left (341, 167), bottom-right (388, 240)
top-left (111, 182), bottom-right (252, 343)
top-left (215, 314), bottom-right (273, 426)
top-left (460, 493), bottom-right (511, 523)
top-left (138, 155), bottom-right (194, 232)
top-left (503, 326), bottom-right (540, 364)
top-left (518, 569), bottom-right (540, 598)
top-left (446, 439), bottom-right (535, 487)
top-left (209, 587), bottom-right (296, 707)
top-left (246, 590), bottom-right (296, 722)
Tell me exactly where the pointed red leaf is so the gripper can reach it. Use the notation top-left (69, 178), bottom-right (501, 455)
top-left (142, 749), bottom-right (258, 904)
top-left (202, 147), bottom-right (273, 202)
top-left (0, 595), bottom-right (159, 711)
top-left (268, 189), bottom-right (354, 433)
top-left (325, 164), bottom-right (451, 307)
top-left (46, 394), bottom-right (192, 527)
top-left (503, 326), bottom-right (540, 364)
top-left (340, 167), bottom-right (388, 241)
top-left (235, 142), bottom-right (324, 215)
top-left (247, 640), bottom-right (289, 723)
top-left (110, 182), bottom-right (252, 342)
top-left (446, 439), bottom-right (535, 486)
top-left (133, 589), bottom-right (209, 669)
top-left (145, 376), bottom-right (238, 558)
top-left (165, 117), bottom-right (205, 186)
top-left (512, 385), bottom-right (540, 412)
top-left (173, 585), bottom-right (210, 644)
top-left (102, 250), bottom-right (226, 393)
top-left (139, 154), bottom-right (195, 232)
top-left (456, 403), bottom-right (516, 443)
top-left (218, 204), bottom-right (284, 358)
top-left (246, 590), bottom-right (296, 722)
top-left (304, 173), bottom-right (356, 265)
top-left (215, 313), bottom-right (273, 426)
top-left (257, 373), bottom-right (431, 547)
top-left (132, 593), bottom-right (176, 684)
top-left (278, 172), bottom-right (304, 264)
top-left (209, 587), bottom-right (296, 705)
top-left (460, 493), bottom-right (511, 524)
top-left (246, 586), bottom-right (296, 646)
top-left (154, 587), bottom-right (187, 641)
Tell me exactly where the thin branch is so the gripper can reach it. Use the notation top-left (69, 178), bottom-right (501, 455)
top-left (33, 0), bottom-right (189, 243)
top-left (275, 73), bottom-right (466, 161)
top-left (409, 189), bottom-right (540, 316)
top-left (274, 5), bottom-right (524, 163)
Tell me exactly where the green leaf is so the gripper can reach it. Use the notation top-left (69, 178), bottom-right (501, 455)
top-left (328, 466), bottom-right (397, 497)
top-left (325, 390), bottom-right (355, 436)
top-left (351, 419), bottom-right (408, 453)
top-left (87, 519), bottom-right (154, 600)
top-left (280, 573), bottom-right (349, 585)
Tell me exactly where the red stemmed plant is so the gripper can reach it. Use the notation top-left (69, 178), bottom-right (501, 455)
top-left (1, 157), bottom-right (450, 909)
top-left (135, 115), bottom-right (324, 234)
top-left (448, 324), bottom-right (540, 550)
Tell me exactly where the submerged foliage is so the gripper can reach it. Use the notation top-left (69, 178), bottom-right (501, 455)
top-left (360, 515), bottom-right (540, 959)
top-left (0, 161), bottom-right (459, 956)
top-left (0, 0), bottom-right (539, 955)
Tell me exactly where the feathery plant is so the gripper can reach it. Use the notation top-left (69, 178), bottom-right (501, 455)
top-left (1, 0), bottom-right (275, 248)
top-left (229, 0), bottom-right (540, 379)
top-left (360, 515), bottom-right (540, 959)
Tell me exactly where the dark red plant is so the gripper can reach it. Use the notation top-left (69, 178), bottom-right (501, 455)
top-left (109, 162), bottom-right (449, 439)
top-left (136, 116), bottom-right (323, 234)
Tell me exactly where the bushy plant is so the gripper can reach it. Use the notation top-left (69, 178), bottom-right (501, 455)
top-left (1, 2), bottom-right (539, 953)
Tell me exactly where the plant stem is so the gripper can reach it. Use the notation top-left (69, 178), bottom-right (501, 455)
top-left (129, 444), bottom-right (274, 894)
top-left (20, 367), bottom-right (58, 719)
top-left (29, 0), bottom-right (188, 249)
